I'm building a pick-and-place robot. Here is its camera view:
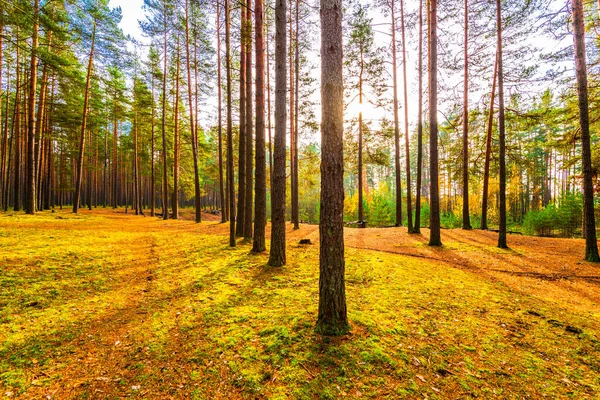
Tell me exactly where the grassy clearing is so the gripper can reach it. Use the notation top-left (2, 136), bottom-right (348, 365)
top-left (0, 209), bottom-right (599, 398)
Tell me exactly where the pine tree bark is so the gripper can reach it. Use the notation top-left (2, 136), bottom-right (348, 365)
top-left (391, 0), bottom-right (402, 227)
top-left (428, 0), bottom-right (442, 246)
top-left (358, 47), bottom-right (364, 226)
top-left (317, 0), bottom-right (348, 336)
top-left (400, 0), bottom-right (413, 233)
top-left (237, 1), bottom-right (248, 237)
top-left (414, 0), bottom-right (423, 234)
top-left (161, 2), bottom-right (169, 220)
top-left (245, 0), bottom-right (254, 240)
top-left (572, 0), bottom-right (600, 261)
top-left (150, 79), bottom-right (155, 215)
top-left (292, 0), bottom-right (300, 230)
top-left (253, 0), bottom-right (267, 253)
top-left (496, 0), bottom-right (507, 249)
top-left (73, 20), bottom-right (96, 214)
top-left (173, 37), bottom-right (181, 220)
top-left (225, 0), bottom-right (236, 247)
top-left (217, 0), bottom-right (226, 223)
top-left (26, 0), bottom-right (39, 215)
top-left (481, 55), bottom-right (498, 230)
top-left (268, 0), bottom-right (287, 267)
top-left (462, 0), bottom-right (471, 230)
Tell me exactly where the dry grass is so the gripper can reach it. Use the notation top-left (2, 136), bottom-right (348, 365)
top-left (0, 208), bottom-right (599, 399)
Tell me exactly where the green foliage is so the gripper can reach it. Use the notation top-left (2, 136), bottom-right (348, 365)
top-left (523, 193), bottom-right (582, 237)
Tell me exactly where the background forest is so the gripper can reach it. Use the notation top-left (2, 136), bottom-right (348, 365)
top-left (0, 0), bottom-right (598, 239)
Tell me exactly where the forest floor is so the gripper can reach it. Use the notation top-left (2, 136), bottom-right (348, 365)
top-left (1, 208), bottom-right (599, 399)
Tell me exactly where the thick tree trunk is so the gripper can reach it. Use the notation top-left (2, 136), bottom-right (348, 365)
top-left (26, 0), bottom-right (39, 215)
top-left (13, 36), bottom-right (21, 212)
top-left (481, 55), bottom-right (498, 230)
top-left (268, 0), bottom-right (287, 267)
top-left (400, 0), bottom-right (413, 233)
top-left (572, 0), bottom-right (600, 261)
top-left (253, 0), bottom-right (267, 253)
top-left (226, 0), bottom-right (236, 247)
top-left (414, 0), bottom-right (423, 234)
top-left (428, 0), bottom-right (442, 246)
top-left (245, 0), bottom-right (254, 240)
top-left (496, 0), bottom-right (507, 249)
top-left (462, 0), bottom-right (471, 229)
top-left (73, 21), bottom-right (96, 214)
top-left (317, 0), bottom-right (348, 336)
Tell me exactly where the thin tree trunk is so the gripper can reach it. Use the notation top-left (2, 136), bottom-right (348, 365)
top-left (26, 0), bottom-right (40, 214)
top-left (150, 78), bottom-right (155, 215)
top-left (237, 1), bottom-right (248, 237)
top-left (226, 0), bottom-right (236, 247)
top-left (358, 46), bottom-right (364, 226)
top-left (133, 77), bottom-right (140, 215)
top-left (245, 0), bottom-right (254, 239)
top-left (173, 35), bottom-right (181, 220)
top-left (268, 0), bottom-right (287, 267)
top-left (414, 0), bottom-right (423, 234)
top-left (266, 22), bottom-right (273, 186)
top-left (73, 21), bottom-right (96, 213)
top-left (292, 0), bottom-right (300, 230)
top-left (316, 0), bottom-right (348, 336)
top-left (428, 0), bottom-right (442, 246)
top-left (496, 0), bottom-right (507, 249)
top-left (185, 1), bottom-right (200, 222)
top-left (161, 2), bottom-right (169, 220)
top-left (462, 0), bottom-right (471, 229)
top-left (217, 0), bottom-right (226, 222)
top-left (400, 0), bottom-right (413, 233)
top-left (253, 0), bottom-right (267, 252)
top-left (391, 0), bottom-right (402, 227)
top-left (481, 55), bottom-right (498, 230)
top-left (572, 0), bottom-right (600, 261)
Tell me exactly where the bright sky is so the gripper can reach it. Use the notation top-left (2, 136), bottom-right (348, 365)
top-left (109, 0), bottom-right (146, 43)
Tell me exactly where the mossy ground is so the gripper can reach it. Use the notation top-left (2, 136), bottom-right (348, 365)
top-left (1, 209), bottom-right (599, 399)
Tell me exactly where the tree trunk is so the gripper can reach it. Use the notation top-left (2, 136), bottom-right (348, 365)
top-left (237, 1), bottom-right (248, 237)
top-left (481, 55), bottom-right (498, 230)
top-left (400, 0), bottom-right (413, 233)
top-left (268, 0), bottom-right (287, 267)
top-left (391, 0), bottom-right (402, 227)
top-left (253, 0), bottom-right (267, 252)
top-left (428, 0), bottom-right (442, 246)
top-left (150, 78), bottom-right (155, 215)
top-left (161, 3), bottom-right (169, 220)
top-left (317, 0), bottom-right (349, 336)
top-left (572, 0), bottom-right (600, 261)
top-left (496, 0), bottom-right (507, 249)
top-left (173, 37), bottom-right (181, 220)
top-left (217, 0), bottom-right (226, 222)
top-left (245, 0), bottom-right (254, 240)
top-left (292, 0), bottom-right (300, 230)
top-left (462, 0), bottom-right (471, 229)
top-left (358, 46), bottom-right (364, 226)
top-left (225, 0), bottom-right (236, 247)
top-left (26, 0), bottom-right (39, 215)
top-left (414, 0), bottom-right (423, 234)
top-left (73, 20), bottom-right (96, 214)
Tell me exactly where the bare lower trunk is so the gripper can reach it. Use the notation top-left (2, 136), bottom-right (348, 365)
top-left (572, 0), bottom-right (599, 261)
top-left (428, 0), bottom-right (442, 246)
top-left (253, 0), bottom-right (267, 253)
top-left (496, 0), bottom-right (507, 249)
top-left (268, 0), bottom-right (287, 267)
top-left (317, 0), bottom-right (348, 336)
top-left (481, 55), bottom-right (498, 230)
